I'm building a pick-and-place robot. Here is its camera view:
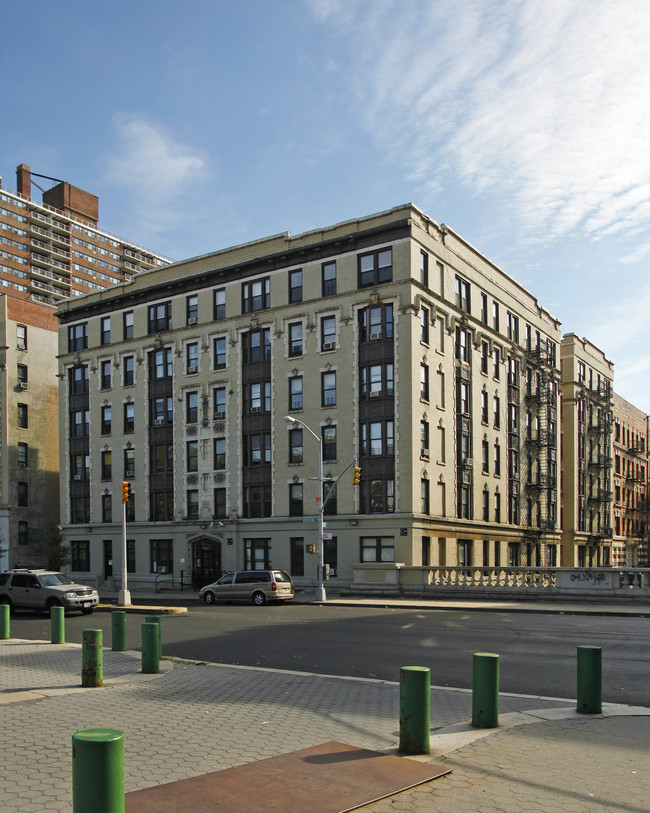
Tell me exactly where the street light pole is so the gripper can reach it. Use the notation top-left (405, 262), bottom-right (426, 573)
top-left (285, 415), bottom-right (326, 601)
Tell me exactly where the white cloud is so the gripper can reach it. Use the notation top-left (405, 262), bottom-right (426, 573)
top-left (309, 0), bottom-right (650, 244)
top-left (106, 113), bottom-right (206, 199)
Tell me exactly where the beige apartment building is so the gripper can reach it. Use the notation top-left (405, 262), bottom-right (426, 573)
top-left (560, 334), bottom-right (614, 567)
top-left (0, 295), bottom-right (60, 569)
top-left (0, 163), bottom-right (170, 568)
top-left (612, 392), bottom-right (648, 567)
top-left (56, 204), bottom-right (564, 588)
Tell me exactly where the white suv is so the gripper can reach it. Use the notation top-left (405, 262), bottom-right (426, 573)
top-left (0, 569), bottom-right (99, 614)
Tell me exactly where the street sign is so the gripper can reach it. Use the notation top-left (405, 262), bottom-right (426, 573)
top-left (323, 532), bottom-right (332, 540)
top-left (302, 517), bottom-right (318, 523)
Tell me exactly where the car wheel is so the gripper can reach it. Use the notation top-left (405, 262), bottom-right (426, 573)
top-left (252, 591), bottom-right (267, 606)
top-left (81, 607), bottom-right (94, 615)
top-left (203, 591), bottom-right (216, 605)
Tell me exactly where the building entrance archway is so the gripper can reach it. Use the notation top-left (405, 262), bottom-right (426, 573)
top-left (192, 538), bottom-right (222, 589)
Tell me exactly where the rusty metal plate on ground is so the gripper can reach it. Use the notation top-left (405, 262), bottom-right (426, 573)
top-left (125, 740), bottom-right (451, 813)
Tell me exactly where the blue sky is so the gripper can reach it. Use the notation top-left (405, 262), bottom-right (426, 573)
top-left (2, 0), bottom-right (650, 409)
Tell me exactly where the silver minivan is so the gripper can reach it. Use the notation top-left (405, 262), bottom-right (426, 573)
top-left (199, 570), bottom-right (294, 606)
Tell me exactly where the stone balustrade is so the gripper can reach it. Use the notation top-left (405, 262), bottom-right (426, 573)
top-left (350, 564), bottom-right (650, 600)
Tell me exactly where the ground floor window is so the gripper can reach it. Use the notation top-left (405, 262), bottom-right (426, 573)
top-left (422, 536), bottom-right (430, 567)
top-left (508, 542), bottom-right (520, 567)
top-left (325, 537), bottom-right (338, 577)
top-left (546, 544), bottom-right (557, 567)
top-left (244, 538), bottom-right (270, 569)
top-left (458, 539), bottom-right (473, 567)
top-left (71, 540), bottom-right (90, 572)
top-left (290, 537), bottom-right (304, 576)
top-left (151, 539), bottom-right (173, 574)
top-left (360, 536), bottom-right (394, 563)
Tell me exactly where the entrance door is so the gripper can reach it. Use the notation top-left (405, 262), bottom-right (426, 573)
top-left (192, 539), bottom-right (221, 588)
top-left (104, 540), bottom-right (113, 581)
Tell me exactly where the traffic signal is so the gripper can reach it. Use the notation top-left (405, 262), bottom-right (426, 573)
top-left (352, 465), bottom-right (361, 486)
top-left (121, 480), bottom-right (132, 504)
top-left (306, 543), bottom-right (317, 554)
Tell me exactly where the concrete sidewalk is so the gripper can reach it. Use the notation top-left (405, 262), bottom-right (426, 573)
top-left (1, 638), bottom-right (648, 812)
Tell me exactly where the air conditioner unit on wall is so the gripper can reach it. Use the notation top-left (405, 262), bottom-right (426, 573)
top-left (126, 470), bottom-right (134, 477)
top-left (74, 475), bottom-right (81, 481)
top-left (188, 365), bottom-right (198, 374)
top-left (369, 332), bottom-right (381, 341)
top-left (187, 317), bottom-right (197, 325)
top-left (154, 418), bottom-right (164, 426)
top-left (322, 341), bottom-right (335, 351)
top-left (19, 382), bottom-right (28, 390)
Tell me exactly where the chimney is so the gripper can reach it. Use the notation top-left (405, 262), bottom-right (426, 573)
top-left (16, 164), bottom-right (31, 200)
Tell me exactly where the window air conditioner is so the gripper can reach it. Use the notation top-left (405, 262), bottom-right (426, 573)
top-left (154, 419), bottom-right (164, 426)
top-left (251, 406), bottom-right (261, 414)
top-left (74, 475), bottom-right (82, 481)
top-left (17, 343), bottom-right (26, 350)
top-left (322, 341), bottom-right (335, 351)
top-left (18, 462), bottom-right (26, 468)
top-left (19, 382), bottom-right (28, 390)
top-left (126, 470), bottom-right (134, 477)
top-left (369, 331), bottom-right (381, 341)
top-left (369, 390), bottom-right (381, 398)
top-left (462, 458), bottom-right (473, 466)
top-left (188, 364), bottom-right (198, 374)
top-left (187, 317), bottom-right (197, 325)
top-left (422, 449), bottom-right (430, 457)
top-left (214, 411), bottom-right (226, 420)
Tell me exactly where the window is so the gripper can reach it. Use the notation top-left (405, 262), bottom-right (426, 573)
top-left (248, 381), bottom-right (271, 414)
top-left (124, 448), bottom-right (135, 478)
top-left (17, 363), bottom-right (28, 386)
top-left (102, 494), bottom-right (112, 523)
top-left (186, 294), bottom-right (198, 324)
top-left (101, 406), bottom-right (112, 435)
top-left (494, 442), bottom-right (501, 475)
top-left (359, 303), bottom-right (393, 342)
top-left (458, 380), bottom-right (470, 415)
top-left (152, 443), bottom-right (173, 474)
top-left (68, 322), bottom-right (88, 352)
top-left (508, 542), bottom-right (520, 567)
top-left (291, 537), bottom-right (305, 576)
top-left (151, 396), bottom-right (173, 425)
top-left (483, 490), bottom-right (490, 521)
top-left (244, 432), bottom-right (271, 465)
top-left (420, 364), bottom-right (429, 401)
top-left (420, 251), bottom-right (428, 287)
top-left (151, 348), bottom-right (172, 379)
top-left (420, 420), bottom-right (429, 457)
top-left (101, 316), bottom-right (111, 345)
top-left (322, 261), bottom-right (336, 296)
top-left (289, 376), bottom-right (303, 410)
top-left (124, 355), bottom-right (134, 386)
top-left (71, 496), bottom-right (90, 524)
top-left (358, 248), bottom-right (392, 288)
top-left (71, 409), bottom-right (89, 437)
top-left (482, 439), bottom-right (489, 473)
top-left (101, 360), bottom-right (111, 389)
top-left (289, 483), bottom-right (303, 516)
top-left (321, 316), bottom-right (336, 351)
top-left (69, 365), bottom-right (88, 394)
top-left (507, 311), bottom-right (519, 343)
top-left (322, 425), bottom-right (337, 461)
top-left (289, 428), bottom-right (303, 464)
top-left (213, 288), bottom-right (225, 320)
top-left (243, 486), bottom-right (272, 518)
top-left (243, 328), bottom-right (271, 363)
top-left (71, 541), bottom-right (90, 572)
top-left (361, 363), bottom-right (393, 399)
top-left (321, 372), bottom-right (336, 406)
top-left (480, 293), bottom-right (488, 325)
top-left (288, 322), bottom-right (303, 356)
top-left (214, 438), bottom-right (226, 470)
top-left (17, 442), bottom-right (28, 467)
top-left (481, 341), bottom-right (489, 374)
top-left (150, 539), bottom-right (173, 574)
top-left (244, 538), bottom-right (271, 567)
top-left (187, 342), bottom-right (199, 373)
top-left (18, 402), bottom-right (28, 429)
top-left (123, 310), bottom-right (133, 340)
top-left (214, 488), bottom-right (226, 519)
top-left (289, 269), bottom-right (302, 303)
top-left (494, 395), bottom-right (501, 428)
top-left (213, 337), bottom-right (227, 370)
top-left (493, 349), bottom-right (500, 379)
top-left (458, 540), bottom-right (473, 567)
top-left (481, 391), bottom-right (488, 423)
top-left (421, 478), bottom-right (430, 514)
top-left (361, 421), bottom-right (394, 456)
top-left (361, 537), bottom-right (395, 562)
top-left (186, 391), bottom-right (198, 423)
top-left (420, 306), bottom-right (429, 343)
top-left (151, 492), bottom-right (174, 521)
top-left (17, 481), bottom-right (28, 507)
top-left (213, 387), bottom-right (226, 419)
top-left (100, 450), bottom-right (112, 480)
top-left (123, 402), bottom-right (135, 433)
top-left (17, 323), bottom-right (27, 350)
top-left (186, 490), bottom-right (199, 519)
top-left (187, 440), bottom-right (198, 472)
top-left (242, 277), bottom-right (270, 313)
top-left (493, 301), bottom-right (500, 331)
top-left (455, 327), bottom-right (470, 361)
top-left (148, 301), bottom-right (172, 334)
top-left (455, 276), bottom-right (470, 312)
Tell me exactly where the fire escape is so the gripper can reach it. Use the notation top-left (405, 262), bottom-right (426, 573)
top-left (585, 380), bottom-right (613, 552)
top-left (523, 339), bottom-right (559, 563)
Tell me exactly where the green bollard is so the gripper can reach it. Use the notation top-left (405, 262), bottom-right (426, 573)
top-left (0, 603), bottom-right (9, 639)
top-left (577, 645), bottom-right (602, 714)
top-left (82, 629), bottom-right (103, 687)
top-left (111, 611), bottom-right (126, 652)
top-left (399, 666), bottom-right (430, 754)
top-left (141, 621), bottom-right (160, 674)
top-left (472, 652), bottom-right (499, 728)
top-left (51, 605), bottom-right (65, 644)
top-left (72, 728), bottom-right (124, 813)
top-left (144, 614), bottom-right (162, 660)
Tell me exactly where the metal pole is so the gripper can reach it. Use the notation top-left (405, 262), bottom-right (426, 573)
top-left (111, 611), bottom-right (126, 652)
top-left (399, 666), bottom-right (430, 754)
top-left (316, 433), bottom-right (326, 602)
top-left (118, 499), bottom-right (131, 606)
top-left (51, 605), bottom-right (65, 644)
top-left (82, 629), bottom-right (103, 688)
top-left (0, 603), bottom-right (9, 639)
top-left (72, 728), bottom-right (124, 813)
top-left (472, 652), bottom-right (500, 728)
top-left (577, 645), bottom-right (602, 714)
top-left (141, 621), bottom-right (160, 674)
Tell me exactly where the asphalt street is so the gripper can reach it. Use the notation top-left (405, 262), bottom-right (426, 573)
top-left (8, 604), bottom-right (650, 706)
